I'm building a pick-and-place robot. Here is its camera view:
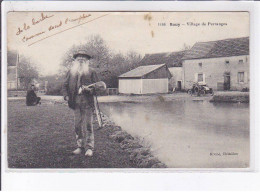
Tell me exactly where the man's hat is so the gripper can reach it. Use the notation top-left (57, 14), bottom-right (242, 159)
top-left (73, 50), bottom-right (92, 60)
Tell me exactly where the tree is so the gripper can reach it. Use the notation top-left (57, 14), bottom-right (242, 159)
top-left (38, 75), bottom-right (64, 95)
top-left (183, 43), bottom-right (191, 50)
top-left (59, 34), bottom-right (142, 88)
top-left (60, 34), bottom-right (111, 74)
top-left (18, 56), bottom-right (39, 89)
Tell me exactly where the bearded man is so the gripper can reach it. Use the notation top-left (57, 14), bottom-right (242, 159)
top-left (63, 50), bottom-right (99, 157)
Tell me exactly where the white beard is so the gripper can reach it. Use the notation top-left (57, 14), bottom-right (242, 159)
top-left (70, 61), bottom-right (89, 75)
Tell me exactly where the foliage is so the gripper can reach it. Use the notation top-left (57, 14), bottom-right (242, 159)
top-left (39, 75), bottom-right (64, 95)
top-left (18, 57), bottom-right (39, 89)
top-left (45, 82), bottom-right (63, 95)
top-left (60, 34), bottom-right (142, 88)
top-left (60, 35), bottom-right (111, 74)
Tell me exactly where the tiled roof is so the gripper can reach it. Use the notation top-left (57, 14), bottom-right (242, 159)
top-left (183, 37), bottom-right (249, 60)
top-left (118, 64), bottom-right (165, 78)
top-left (139, 51), bottom-right (187, 67)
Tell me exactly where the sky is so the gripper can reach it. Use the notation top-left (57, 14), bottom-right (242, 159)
top-left (7, 12), bottom-right (249, 76)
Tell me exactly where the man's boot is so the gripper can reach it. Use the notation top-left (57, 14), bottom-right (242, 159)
top-left (72, 147), bottom-right (83, 155)
top-left (85, 149), bottom-right (93, 157)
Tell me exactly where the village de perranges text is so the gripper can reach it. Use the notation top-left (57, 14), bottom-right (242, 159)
top-left (158, 22), bottom-right (228, 27)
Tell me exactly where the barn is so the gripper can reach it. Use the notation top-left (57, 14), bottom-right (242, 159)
top-left (138, 51), bottom-right (186, 91)
top-left (118, 64), bottom-right (172, 94)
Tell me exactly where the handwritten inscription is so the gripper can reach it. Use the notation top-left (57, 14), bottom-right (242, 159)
top-left (48, 20), bottom-right (62, 31)
top-left (16, 13), bottom-right (53, 36)
top-left (32, 13), bottom-right (54, 26)
top-left (16, 23), bottom-right (30, 35)
top-left (16, 13), bottom-right (92, 43)
top-left (65, 13), bottom-right (91, 24)
top-left (22, 31), bottom-right (45, 42)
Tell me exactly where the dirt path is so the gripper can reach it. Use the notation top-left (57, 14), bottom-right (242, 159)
top-left (8, 92), bottom-right (213, 103)
top-left (7, 99), bottom-right (141, 168)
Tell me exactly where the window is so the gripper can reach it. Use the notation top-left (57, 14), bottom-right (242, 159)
top-left (198, 73), bottom-right (204, 82)
top-left (225, 60), bottom-right (230, 65)
top-left (198, 62), bottom-right (202, 67)
top-left (239, 59), bottom-right (244, 64)
top-left (238, 72), bottom-right (244, 83)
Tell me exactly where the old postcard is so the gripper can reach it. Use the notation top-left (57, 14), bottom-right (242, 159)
top-left (5, 11), bottom-right (250, 169)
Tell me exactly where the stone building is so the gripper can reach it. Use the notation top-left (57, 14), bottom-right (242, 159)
top-left (139, 51), bottom-right (186, 91)
top-left (182, 37), bottom-right (249, 91)
top-left (118, 64), bottom-right (171, 94)
top-left (7, 51), bottom-right (19, 90)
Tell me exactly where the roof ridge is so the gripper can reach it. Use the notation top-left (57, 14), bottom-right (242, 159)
top-left (183, 36), bottom-right (249, 60)
top-left (119, 64), bottom-right (166, 78)
top-left (144, 52), bottom-right (171, 56)
top-left (138, 63), bottom-right (165, 68)
top-left (144, 50), bottom-right (187, 56)
top-left (195, 36), bottom-right (249, 45)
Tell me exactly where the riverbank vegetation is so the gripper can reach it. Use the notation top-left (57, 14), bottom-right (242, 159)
top-left (210, 92), bottom-right (249, 103)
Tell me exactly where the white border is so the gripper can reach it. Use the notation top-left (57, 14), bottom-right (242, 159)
top-left (2, 1), bottom-right (260, 190)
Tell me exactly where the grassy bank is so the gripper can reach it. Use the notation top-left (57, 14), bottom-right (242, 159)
top-left (210, 92), bottom-right (249, 103)
top-left (7, 99), bottom-right (166, 168)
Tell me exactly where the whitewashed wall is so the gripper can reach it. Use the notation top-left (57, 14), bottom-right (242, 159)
top-left (168, 67), bottom-right (183, 89)
top-left (183, 55), bottom-right (249, 90)
top-left (118, 79), bottom-right (142, 94)
top-left (142, 78), bottom-right (168, 94)
top-left (119, 78), bottom-right (168, 94)
top-left (7, 81), bottom-right (16, 89)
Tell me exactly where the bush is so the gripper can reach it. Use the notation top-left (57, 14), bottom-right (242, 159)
top-left (46, 82), bottom-right (63, 96)
top-left (241, 87), bottom-right (249, 92)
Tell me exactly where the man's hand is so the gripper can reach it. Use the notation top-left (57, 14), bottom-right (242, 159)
top-left (64, 96), bottom-right (69, 101)
top-left (81, 85), bottom-right (94, 94)
top-left (78, 87), bottom-right (83, 95)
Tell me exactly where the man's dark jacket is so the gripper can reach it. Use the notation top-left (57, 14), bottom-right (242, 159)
top-left (63, 68), bottom-right (99, 110)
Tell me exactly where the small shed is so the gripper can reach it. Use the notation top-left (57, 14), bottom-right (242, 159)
top-left (118, 64), bottom-right (171, 94)
top-left (138, 50), bottom-right (187, 91)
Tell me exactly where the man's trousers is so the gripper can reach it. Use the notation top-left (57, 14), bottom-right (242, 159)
top-left (74, 103), bottom-right (94, 150)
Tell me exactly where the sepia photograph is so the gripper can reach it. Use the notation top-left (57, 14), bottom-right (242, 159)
top-left (6, 11), bottom-right (250, 169)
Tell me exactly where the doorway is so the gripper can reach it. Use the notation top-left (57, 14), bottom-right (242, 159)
top-left (177, 81), bottom-right (182, 91)
top-left (224, 72), bottom-right (231, 90)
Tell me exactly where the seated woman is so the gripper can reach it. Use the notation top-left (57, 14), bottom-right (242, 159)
top-left (26, 84), bottom-right (41, 106)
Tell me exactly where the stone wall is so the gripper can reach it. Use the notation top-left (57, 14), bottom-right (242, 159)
top-left (183, 55), bottom-right (249, 91)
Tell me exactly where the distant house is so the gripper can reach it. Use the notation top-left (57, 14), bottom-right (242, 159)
top-left (7, 51), bottom-right (20, 90)
top-left (118, 64), bottom-right (171, 94)
top-left (139, 51), bottom-right (186, 91)
top-left (182, 37), bottom-right (249, 91)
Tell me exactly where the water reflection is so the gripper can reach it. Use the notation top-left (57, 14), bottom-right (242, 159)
top-left (101, 100), bottom-right (249, 168)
